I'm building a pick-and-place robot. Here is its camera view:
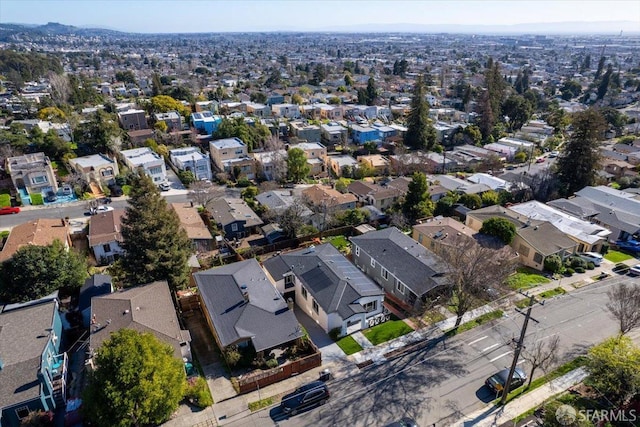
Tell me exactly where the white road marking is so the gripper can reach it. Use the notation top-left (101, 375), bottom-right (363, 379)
top-left (482, 343), bottom-right (500, 352)
top-left (517, 359), bottom-right (526, 365)
top-left (468, 336), bottom-right (488, 346)
top-left (490, 351), bottom-right (513, 362)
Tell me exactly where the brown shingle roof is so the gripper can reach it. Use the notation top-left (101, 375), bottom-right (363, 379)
top-left (87, 209), bottom-right (125, 247)
top-left (170, 203), bottom-right (214, 240)
top-left (302, 185), bottom-right (357, 207)
top-left (0, 218), bottom-right (70, 262)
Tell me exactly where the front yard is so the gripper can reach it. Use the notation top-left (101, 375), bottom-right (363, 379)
top-left (334, 335), bottom-right (363, 355)
top-left (363, 316), bottom-right (414, 345)
top-left (604, 250), bottom-right (633, 263)
top-left (506, 267), bottom-right (551, 290)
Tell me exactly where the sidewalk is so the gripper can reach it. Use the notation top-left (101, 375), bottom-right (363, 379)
top-left (452, 368), bottom-right (588, 427)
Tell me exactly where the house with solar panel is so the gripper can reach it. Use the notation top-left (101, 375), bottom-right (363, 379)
top-left (263, 244), bottom-right (385, 337)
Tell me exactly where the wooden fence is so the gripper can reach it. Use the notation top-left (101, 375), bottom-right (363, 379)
top-left (235, 343), bottom-right (322, 394)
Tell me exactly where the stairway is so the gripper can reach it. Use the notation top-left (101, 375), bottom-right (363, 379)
top-left (89, 181), bottom-right (104, 198)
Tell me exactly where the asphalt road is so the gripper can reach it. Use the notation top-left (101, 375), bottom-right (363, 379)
top-left (228, 274), bottom-right (635, 427)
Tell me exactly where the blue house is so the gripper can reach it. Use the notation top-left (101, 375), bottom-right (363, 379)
top-left (0, 298), bottom-right (67, 427)
top-left (191, 111), bottom-right (222, 135)
top-left (266, 94), bottom-right (285, 106)
top-left (350, 124), bottom-right (381, 145)
top-left (209, 198), bottom-right (264, 240)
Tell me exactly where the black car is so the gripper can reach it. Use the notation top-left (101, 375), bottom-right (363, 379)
top-left (485, 367), bottom-right (527, 394)
top-left (44, 190), bottom-right (58, 202)
top-left (108, 184), bottom-right (123, 197)
top-left (384, 417), bottom-right (418, 427)
top-left (280, 381), bottom-right (329, 416)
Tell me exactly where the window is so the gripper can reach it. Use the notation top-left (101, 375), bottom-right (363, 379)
top-left (355, 246), bottom-right (360, 257)
top-left (101, 168), bottom-right (114, 177)
top-left (533, 252), bottom-right (543, 264)
top-left (231, 223), bottom-right (238, 231)
top-left (396, 280), bottom-right (405, 295)
top-left (301, 287), bottom-right (308, 300)
top-left (381, 267), bottom-right (389, 280)
top-left (16, 407), bottom-right (29, 420)
top-left (370, 258), bottom-right (376, 268)
top-left (284, 274), bottom-right (295, 289)
top-left (103, 244), bottom-right (111, 253)
top-left (312, 299), bottom-right (319, 314)
top-left (149, 166), bottom-right (162, 175)
top-left (363, 301), bottom-right (377, 312)
top-left (32, 175), bottom-right (47, 184)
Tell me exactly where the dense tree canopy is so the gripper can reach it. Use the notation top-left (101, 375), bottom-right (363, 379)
top-left (118, 173), bottom-right (192, 291)
top-left (0, 49), bottom-right (63, 88)
top-left (286, 147), bottom-right (310, 183)
top-left (0, 239), bottom-right (87, 303)
top-left (148, 95), bottom-right (190, 117)
top-left (480, 217), bottom-right (517, 245)
top-left (404, 75), bottom-right (436, 150)
top-left (83, 329), bottom-right (187, 427)
top-left (556, 108), bottom-right (606, 196)
top-left (74, 110), bottom-right (122, 155)
top-left (213, 117), bottom-right (271, 151)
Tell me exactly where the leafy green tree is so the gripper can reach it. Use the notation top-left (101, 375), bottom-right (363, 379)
top-left (149, 95), bottom-right (190, 117)
top-left (556, 108), bottom-right (606, 196)
top-left (0, 240), bottom-right (87, 303)
top-left (560, 80), bottom-right (582, 101)
top-left (480, 217), bottom-right (517, 244)
top-left (458, 193), bottom-right (482, 210)
top-left (586, 336), bottom-right (640, 406)
top-left (402, 172), bottom-right (434, 224)
top-left (213, 117), bottom-right (271, 151)
top-left (336, 208), bottom-right (370, 226)
top-left (291, 93), bottom-right (304, 105)
top-left (596, 64), bottom-right (613, 100)
top-left (344, 73), bottom-right (354, 87)
top-left (334, 177), bottom-right (350, 193)
top-left (83, 329), bottom-right (186, 427)
top-left (481, 190), bottom-right (500, 207)
top-left (434, 192), bottom-right (459, 217)
top-left (543, 254), bottom-right (563, 273)
top-left (119, 173), bottom-right (192, 291)
top-left (404, 75), bottom-right (436, 150)
top-left (115, 70), bottom-right (136, 84)
top-left (39, 129), bottom-right (72, 160)
top-left (286, 147), bottom-right (310, 182)
top-left (366, 76), bottom-right (377, 106)
top-left (74, 110), bottom-right (122, 154)
top-left (502, 94), bottom-right (532, 132)
top-left (37, 106), bottom-right (66, 122)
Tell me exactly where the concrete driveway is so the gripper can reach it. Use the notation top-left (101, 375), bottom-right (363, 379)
top-left (294, 308), bottom-right (346, 364)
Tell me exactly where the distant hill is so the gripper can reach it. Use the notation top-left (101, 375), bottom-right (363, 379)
top-left (0, 22), bottom-right (126, 40)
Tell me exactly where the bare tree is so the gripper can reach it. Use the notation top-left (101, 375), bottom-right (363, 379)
top-left (48, 72), bottom-right (70, 105)
top-left (606, 283), bottom-right (640, 335)
top-left (521, 335), bottom-right (560, 388)
top-left (187, 180), bottom-right (225, 209)
top-left (267, 202), bottom-right (310, 239)
top-left (439, 236), bottom-right (517, 329)
top-left (261, 134), bottom-right (288, 183)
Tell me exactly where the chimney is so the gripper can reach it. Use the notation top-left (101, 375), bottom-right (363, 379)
top-left (240, 285), bottom-right (249, 302)
top-left (287, 298), bottom-right (294, 311)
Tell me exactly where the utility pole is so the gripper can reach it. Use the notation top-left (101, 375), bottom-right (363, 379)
top-left (500, 294), bottom-right (536, 405)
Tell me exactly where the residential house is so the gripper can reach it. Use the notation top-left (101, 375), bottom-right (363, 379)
top-left (350, 124), bottom-right (380, 145)
top-left (347, 181), bottom-right (401, 211)
top-left (357, 154), bottom-right (389, 176)
top-left (245, 102), bottom-right (271, 118)
top-left (266, 94), bottom-right (285, 106)
top-left (67, 154), bottom-right (119, 188)
top-left (0, 298), bottom-right (67, 427)
top-left (209, 198), bottom-right (264, 240)
top-left (350, 227), bottom-right (450, 310)
top-left (271, 103), bottom-right (300, 119)
top-left (320, 122), bottom-right (348, 148)
top-left (252, 150), bottom-right (287, 181)
top-left (87, 209), bottom-right (125, 265)
top-left (12, 119), bottom-right (72, 142)
top-left (6, 152), bottom-right (58, 197)
top-left (289, 142), bottom-right (327, 177)
top-left (372, 123), bottom-right (398, 142)
top-left (327, 154), bottom-right (359, 177)
top-left (289, 121), bottom-right (321, 143)
top-left (389, 152), bottom-right (437, 175)
top-left (195, 100), bottom-right (219, 113)
top-left (509, 201), bottom-right (610, 253)
top-left (255, 190), bottom-right (313, 218)
top-left (169, 146), bottom-right (212, 181)
top-left (302, 184), bottom-right (357, 229)
top-left (127, 129), bottom-right (155, 145)
top-left (170, 203), bottom-right (215, 252)
top-left (467, 173), bottom-right (510, 191)
top-left (117, 109), bottom-right (148, 131)
top-left (191, 111), bottom-right (222, 135)
top-left (548, 186), bottom-right (640, 242)
top-left (78, 274), bottom-right (113, 328)
top-left (89, 281), bottom-right (191, 362)
top-left (209, 137), bottom-right (255, 179)
top-left (154, 111), bottom-right (182, 132)
top-left (263, 244), bottom-right (385, 337)
top-left (120, 147), bottom-right (167, 184)
top-left (317, 104), bottom-right (343, 121)
top-left (194, 259), bottom-right (303, 355)
top-left (0, 219), bottom-right (70, 263)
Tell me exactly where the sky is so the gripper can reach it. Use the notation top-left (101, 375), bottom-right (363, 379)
top-left (1, 0), bottom-right (639, 33)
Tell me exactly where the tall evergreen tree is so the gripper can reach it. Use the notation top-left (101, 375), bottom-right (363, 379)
top-left (402, 172), bottom-right (434, 224)
top-left (556, 108), bottom-right (606, 197)
top-left (366, 76), bottom-right (377, 106)
top-left (597, 64), bottom-right (613, 100)
top-left (119, 173), bottom-right (192, 291)
top-left (404, 75), bottom-right (436, 150)
top-left (594, 56), bottom-right (606, 80)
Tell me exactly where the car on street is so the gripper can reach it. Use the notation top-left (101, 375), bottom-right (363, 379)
top-left (280, 381), bottom-right (329, 416)
top-left (485, 367), bottom-right (527, 394)
top-left (629, 264), bottom-right (640, 276)
top-left (535, 157), bottom-right (546, 163)
top-left (384, 417), bottom-right (418, 427)
top-left (89, 206), bottom-right (114, 215)
top-left (158, 182), bottom-right (171, 191)
top-left (612, 263), bottom-right (630, 275)
top-left (0, 206), bottom-right (20, 215)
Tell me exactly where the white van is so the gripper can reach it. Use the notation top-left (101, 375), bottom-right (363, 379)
top-left (577, 252), bottom-right (603, 267)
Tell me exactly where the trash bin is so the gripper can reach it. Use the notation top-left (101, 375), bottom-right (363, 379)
top-left (319, 369), bottom-right (331, 382)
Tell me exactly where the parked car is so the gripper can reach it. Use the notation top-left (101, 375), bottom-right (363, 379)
top-left (0, 206), bottom-right (20, 215)
top-left (535, 157), bottom-right (546, 163)
top-left (280, 381), bottom-right (329, 416)
top-left (549, 151), bottom-right (560, 158)
top-left (612, 263), bottom-right (630, 275)
top-left (44, 190), bottom-right (58, 202)
top-left (158, 182), bottom-right (171, 191)
top-left (629, 264), bottom-right (640, 276)
top-left (576, 252), bottom-right (603, 267)
top-left (384, 417), bottom-right (418, 427)
top-left (89, 206), bottom-right (114, 215)
top-left (108, 184), bottom-right (123, 197)
top-left (485, 367), bottom-right (527, 394)
top-left (615, 240), bottom-right (640, 255)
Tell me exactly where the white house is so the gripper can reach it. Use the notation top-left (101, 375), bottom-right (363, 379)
top-left (120, 147), bottom-right (167, 183)
top-left (169, 146), bottom-right (212, 181)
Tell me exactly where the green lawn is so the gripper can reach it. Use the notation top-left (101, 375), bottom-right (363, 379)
top-left (0, 193), bottom-right (10, 207)
top-left (324, 235), bottom-right (349, 252)
top-left (514, 287), bottom-right (566, 309)
top-left (334, 335), bottom-right (363, 355)
top-left (248, 396), bottom-right (273, 412)
top-left (363, 317), bottom-right (414, 345)
top-left (604, 250), bottom-right (633, 263)
top-left (506, 267), bottom-right (551, 290)
top-left (446, 310), bottom-right (504, 336)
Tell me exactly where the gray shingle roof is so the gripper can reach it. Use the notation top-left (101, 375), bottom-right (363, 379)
top-left (263, 244), bottom-right (383, 319)
top-left (0, 299), bottom-right (57, 408)
top-left (350, 227), bottom-right (450, 297)
top-left (194, 259), bottom-right (303, 352)
top-left (209, 198), bottom-right (264, 228)
top-left (78, 274), bottom-right (113, 313)
top-left (516, 221), bottom-right (578, 256)
top-left (89, 281), bottom-right (188, 359)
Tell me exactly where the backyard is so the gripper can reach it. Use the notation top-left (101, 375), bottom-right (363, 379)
top-left (363, 316), bottom-right (414, 345)
top-left (323, 235), bottom-right (350, 252)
